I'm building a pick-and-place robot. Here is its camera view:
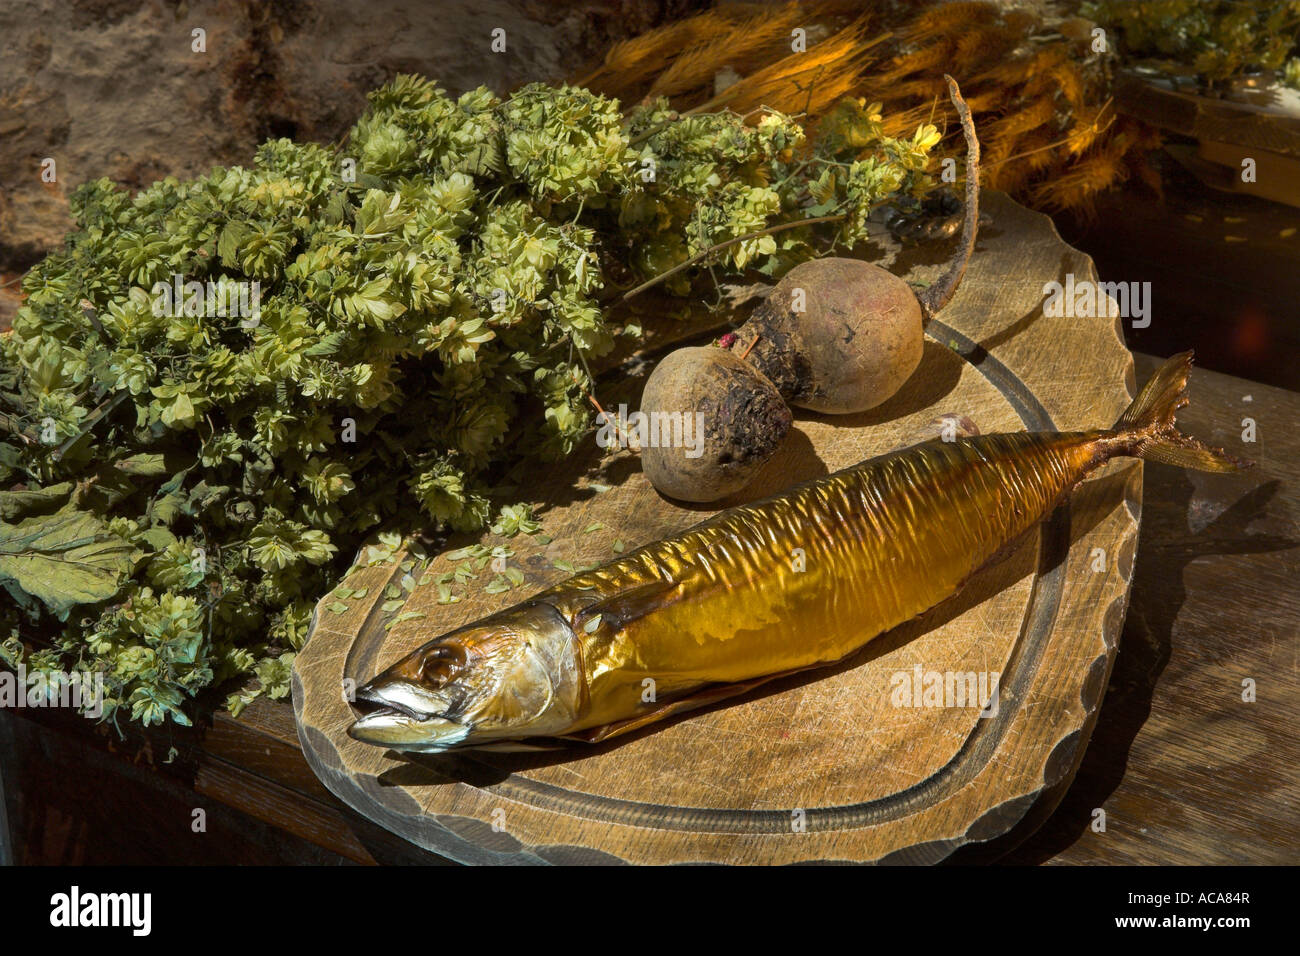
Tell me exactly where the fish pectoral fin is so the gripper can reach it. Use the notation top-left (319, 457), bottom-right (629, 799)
top-left (560, 671), bottom-right (804, 745)
top-left (572, 577), bottom-right (682, 634)
top-left (464, 739), bottom-right (570, 753)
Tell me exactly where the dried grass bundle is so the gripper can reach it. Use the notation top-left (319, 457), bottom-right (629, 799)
top-left (648, 5), bottom-right (809, 100)
top-left (905, 1), bottom-right (999, 46)
top-left (1030, 140), bottom-right (1128, 210)
top-left (578, 1), bottom-right (871, 110)
top-left (693, 18), bottom-right (884, 117)
top-left (883, 36), bottom-right (955, 78)
top-left (575, 12), bottom-right (735, 102)
top-left (575, 0), bottom-right (1159, 214)
top-left (983, 95), bottom-right (1058, 157)
top-left (853, 2), bottom-right (1157, 214)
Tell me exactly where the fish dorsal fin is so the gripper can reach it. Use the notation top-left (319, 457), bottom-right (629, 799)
top-left (572, 577), bottom-right (681, 635)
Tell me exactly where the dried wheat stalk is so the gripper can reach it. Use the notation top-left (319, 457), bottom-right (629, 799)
top-left (574, 0), bottom-right (1160, 214)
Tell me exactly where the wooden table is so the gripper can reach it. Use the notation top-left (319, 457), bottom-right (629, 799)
top-left (1, 354), bottom-right (1295, 865)
top-left (1002, 354), bottom-right (1299, 866)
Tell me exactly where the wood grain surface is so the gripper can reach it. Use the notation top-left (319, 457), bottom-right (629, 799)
top-left (292, 191), bottom-right (1145, 864)
top-left (1115, 71), bottom-right (1300, 159)
top-left (1001, 356), bottom-right (1299, 865)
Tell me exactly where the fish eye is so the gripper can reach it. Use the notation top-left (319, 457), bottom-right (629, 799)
top-left (418, 643), bottom-right (467, 680)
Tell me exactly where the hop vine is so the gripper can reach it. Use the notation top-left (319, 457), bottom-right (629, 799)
top-left (0, 74), bottom-right (943, 728)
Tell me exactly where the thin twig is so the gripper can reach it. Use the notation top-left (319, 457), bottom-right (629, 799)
top-left (982, 99), bottom-right (1117, 171)
top-left (586, 392), bottom-right (634, 448)
top-left (622, 213), bottom-right (847, 301)
top-left (572, 333), bottom-right (630, 445)
top-left (684, 29), bottom-right (895, 116)
top-left (51, 391), bottom-right (128, 462)
top-left (79, 299), bottom-right (112, 347)
top-left (628, 113), bottom-right (680, 147)
top-left (0, 411), bottom-right (35, 445)
top-left (916, 75), bottom-right (980, 322)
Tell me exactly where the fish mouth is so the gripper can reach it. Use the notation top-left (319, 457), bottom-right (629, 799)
top-left (347, 678), bottom-right (472, 752)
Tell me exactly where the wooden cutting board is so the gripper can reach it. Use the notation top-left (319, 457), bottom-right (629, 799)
top-left (292, 191), bottom-right (1142, 864)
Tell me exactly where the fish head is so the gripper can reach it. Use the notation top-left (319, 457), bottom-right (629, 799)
top-left (347, 601), bottom-right (583, 752)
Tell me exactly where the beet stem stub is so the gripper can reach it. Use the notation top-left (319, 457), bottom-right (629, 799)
top-left (917, 74), bottom-right (981, 323)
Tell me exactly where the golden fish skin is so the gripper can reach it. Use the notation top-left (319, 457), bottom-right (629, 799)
top-left (349, 352), bottom-right (1248, 752)
top-left (546, 430), bottom-right (1103, 732)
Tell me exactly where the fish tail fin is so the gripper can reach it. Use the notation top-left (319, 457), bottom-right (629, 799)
top-left (1113, 350), bottom-right (1252, 473)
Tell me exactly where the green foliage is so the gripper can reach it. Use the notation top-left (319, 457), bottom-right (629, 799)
top-left (1085, 0), bottom-right (1300, 86)
top-left (0, 507), bottom-right (135, 617)
top-left (0, 75), bottom-right (940, 729)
